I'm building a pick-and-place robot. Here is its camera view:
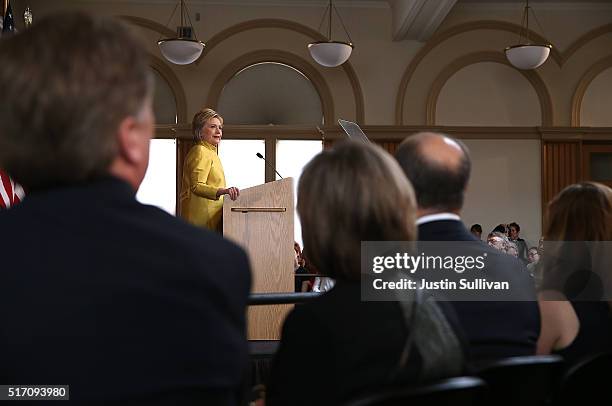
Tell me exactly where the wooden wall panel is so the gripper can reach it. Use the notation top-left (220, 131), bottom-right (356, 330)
top-left (376, 141), bottom-right (401, 155)
top-left (542, 141), bottom-right (581, 208)
top-left (323, 139), bottom-right (401, 155)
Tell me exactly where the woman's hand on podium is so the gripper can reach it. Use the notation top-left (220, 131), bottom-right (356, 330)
top-left (217, 186), bottom-right (240, 201)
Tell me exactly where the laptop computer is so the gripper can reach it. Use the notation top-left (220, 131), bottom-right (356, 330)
top-left (338, 119), bottom-right (370, 143)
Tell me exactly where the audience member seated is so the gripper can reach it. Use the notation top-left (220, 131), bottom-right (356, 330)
top-left (492, 224), bottom-right (509, 235)
top-left (294, 242), bottom-right (306, 270)
top-left (0, 13), bottom-right (251, 405)
top-left (537, 182), bottom-right (612, 366)
top-left (528, 238), bottom-right (545, 289)
top-left (470, 223), bottom-right (483, 240)
top-left (506, 241), bottom-right (519, 258)
top-left (311, 276), bottom-right (336, 292)
top-left (508, 222), bottom-right (529, 263)
top-left (293, 242), bottom-right (311, 292)
top-left (266, 141), bottom-right (466, 406)
top-left (527, 247), bottom-right (540, 265)
top-left (394, 132), bottom-right (540, 364)
top-left (487, 231), bottom-right (510, 253)
top-left (526, 244), bottom-right (538, 268)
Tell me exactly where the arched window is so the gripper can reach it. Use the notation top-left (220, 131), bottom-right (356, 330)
top-left (136, 68), bottom-right (179, 214)
top-left (215, 62), bottom-right (324, 244)
top-left (217, 62), bottom-right (323, 125)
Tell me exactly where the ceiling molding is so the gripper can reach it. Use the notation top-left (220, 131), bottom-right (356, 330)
top-left (390, 0), bottom-right (458, 41)
top-left (119, 15), bottom-right (175, 37)
top-left (83, 0), bottom-right (389, 8)
top-left (539, 127), bottom-right (612, 141)
top-left (455, 3), bottom-right (612, 12)
top-left (200, 0), bottom-right (390, 7)
top-left (155, 124), bottom-right (612, 141)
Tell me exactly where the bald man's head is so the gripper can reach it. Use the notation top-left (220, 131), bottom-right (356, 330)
top-left (395, 132), bottom-right (471, 212)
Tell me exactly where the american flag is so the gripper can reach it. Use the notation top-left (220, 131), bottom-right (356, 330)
top-left (0, 170), bottom-right (24, 209)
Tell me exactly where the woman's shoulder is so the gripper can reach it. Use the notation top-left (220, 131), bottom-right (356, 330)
top-left (538, 293), bottom-right (580, 348)
top-left (188, 143), bottom-right (213, 153)
top-left (186, 143), bottom-right (204, 155)
top-left (186, 143), bottom-right (217, 160)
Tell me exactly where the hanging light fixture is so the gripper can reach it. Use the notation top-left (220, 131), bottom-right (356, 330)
top-left (505, 0), bottom-right (552, 70)
top-left (158, 0), bottom-right (205, 65)
top-left (23, 7), bottom-right (33, 29)
top-left (308, 0), bottom-right (354, 68)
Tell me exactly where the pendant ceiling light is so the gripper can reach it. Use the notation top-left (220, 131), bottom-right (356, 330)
top-left (308, 0), bottom-right (354, 68)
top-left (158, 0), bottom-right (205, 65)
top-left (505, 0), bottom-right (552, 70)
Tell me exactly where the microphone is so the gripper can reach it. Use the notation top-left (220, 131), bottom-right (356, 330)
top-left (316, 126), bottom-right (325, 139)
top-left (256, 152), bottom-right (284, 179)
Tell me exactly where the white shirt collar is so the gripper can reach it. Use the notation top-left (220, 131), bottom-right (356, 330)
top-left (416, 212), bottom-right (461, 226)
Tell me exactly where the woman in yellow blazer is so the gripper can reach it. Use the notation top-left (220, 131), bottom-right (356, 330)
top-left (179, 108), bottom-right (239, 231)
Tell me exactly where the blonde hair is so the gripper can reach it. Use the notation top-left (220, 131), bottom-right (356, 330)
top-left (298, 141), bottom-right (417, 281)
top-left (192, 108), bottom-right (223, 142)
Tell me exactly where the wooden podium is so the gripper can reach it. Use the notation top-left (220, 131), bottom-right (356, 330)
top-left (223, 178), bottom-right (294, 340)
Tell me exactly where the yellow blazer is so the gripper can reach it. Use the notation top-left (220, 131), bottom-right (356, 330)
top-left (179, 141), bottom-right (226, 231)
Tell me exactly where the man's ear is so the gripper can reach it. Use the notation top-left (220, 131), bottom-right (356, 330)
top-left (116, 115), bottom-right (148, 165)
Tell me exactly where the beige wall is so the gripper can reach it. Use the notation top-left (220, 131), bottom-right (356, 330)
top-left (462, 140), bottom-right (542, 247)
top-left (436, 62), bottom-right (541, 126)
top-left (581, 67), bottom-right (612, 127)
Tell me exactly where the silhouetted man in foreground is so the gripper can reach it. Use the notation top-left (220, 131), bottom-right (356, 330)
top-left (0, 12), bottom-right (250, 405)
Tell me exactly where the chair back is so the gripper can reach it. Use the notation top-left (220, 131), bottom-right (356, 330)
top-left (554, 352), bottom-right (612, 406)
top-left (476, 355), bottom-right (564, 406)
top-left (343, 376), bottom-right (486, 406)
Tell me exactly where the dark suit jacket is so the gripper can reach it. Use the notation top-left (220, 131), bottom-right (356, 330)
top-left (418, 219), bottom-right (540, 363)
top-left (0, 177), bottom-right (251, 405)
